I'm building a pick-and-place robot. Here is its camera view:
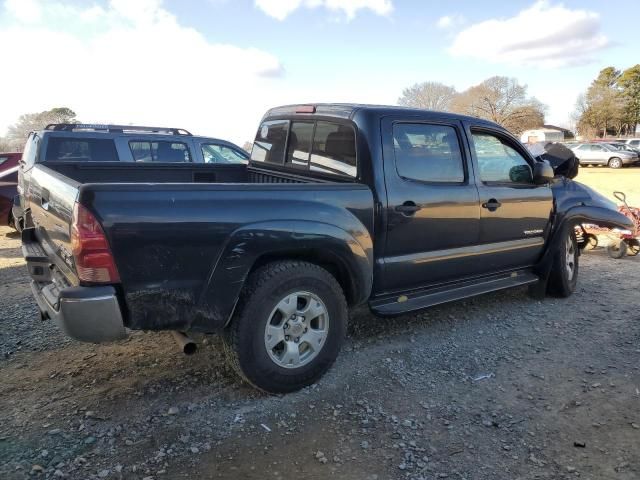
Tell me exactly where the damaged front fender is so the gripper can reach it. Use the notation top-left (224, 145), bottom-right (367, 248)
top-left (532, 178), bottom-right (633, 290)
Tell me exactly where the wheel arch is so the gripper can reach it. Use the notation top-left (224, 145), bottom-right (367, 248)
top-left (197, 220), bottom-right (374, 330)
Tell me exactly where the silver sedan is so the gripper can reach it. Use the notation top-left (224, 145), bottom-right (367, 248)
top-left (570, 143), bottom-right (638, 168)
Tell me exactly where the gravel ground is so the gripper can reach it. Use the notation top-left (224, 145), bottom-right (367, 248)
top-left (1, 224), bottom-right (639, 480)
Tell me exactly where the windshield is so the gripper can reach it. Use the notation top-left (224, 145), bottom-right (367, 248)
top-left (201, 144), bottom-right (248, 164)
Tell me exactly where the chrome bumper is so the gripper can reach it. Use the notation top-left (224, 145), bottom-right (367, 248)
top-left (30, 281), bottom-right (127, 343)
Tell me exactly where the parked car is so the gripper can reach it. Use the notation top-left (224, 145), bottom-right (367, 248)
top-left (605, 142), bottom-right (640, 155)
top-left (570, 142), bottom-right (638, 168)
top-left (12, 124), bottom-right (248, 231)
top-left (624, 138), bottom-right (640, 149)
top-left (20, 105), bottom-right (632, 393)
top-left (0, 152), bottom-right (21, 229)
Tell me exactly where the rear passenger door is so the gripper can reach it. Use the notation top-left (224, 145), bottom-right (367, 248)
top-left (381, 118), bottom-right (481, 292)
top-left (467, 126), bottom-right (552, 273)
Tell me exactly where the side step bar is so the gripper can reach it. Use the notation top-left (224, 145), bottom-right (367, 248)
top-left (370, 270), bottom-right (539, 316)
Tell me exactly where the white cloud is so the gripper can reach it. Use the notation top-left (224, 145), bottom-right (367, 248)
top-left (448, 1), bottom-right (609, 68)
top-left (4, 0), bottom-right (42, 22)
top-left (255, 0), bottom-right (393, 21)
top-left (436, 14), bottom-right (464, 29)
top-left (0, 0), bottom-right (284, 144)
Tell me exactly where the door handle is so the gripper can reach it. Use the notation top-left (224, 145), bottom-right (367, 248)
top-left (482, 198), bottom-right (502, 212)
top-left (395, 201), bottom-right (420, 215)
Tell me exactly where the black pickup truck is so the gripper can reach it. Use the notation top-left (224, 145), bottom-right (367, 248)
top-left (21, 104), bottom-right (632, 393)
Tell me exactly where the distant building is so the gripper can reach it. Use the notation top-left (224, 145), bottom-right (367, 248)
top-left (520, 128), bottom-right (563, 144)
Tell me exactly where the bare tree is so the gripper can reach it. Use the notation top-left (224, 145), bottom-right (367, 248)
top-left (5, 107), bottom-right (78, 151)
top-left (242, 141), bottom-right (253, 153)
top-left (398, 81), bottom-right (457, 112)
top-left (450, 76), bottom-right (546, 134)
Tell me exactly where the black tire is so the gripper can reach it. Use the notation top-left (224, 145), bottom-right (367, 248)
top-left (608, 157), bottom-right (623, 169)
top-left (547, 229), bottom-right (579, 297)
top-left (607, 239), bottom-right (627, 259)
top-left (222, 260), bottom-right (348, 394)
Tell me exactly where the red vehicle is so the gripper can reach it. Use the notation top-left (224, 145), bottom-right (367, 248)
top-left (0, 152), bottom-right (21, 229)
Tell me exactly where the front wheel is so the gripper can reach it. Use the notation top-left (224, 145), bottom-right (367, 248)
top-left (608, 157), bottom-right (623, 169)
top-left (547, 229), bottom-right (579, 297)
top-left (223, 260), bottom-right (348, 393)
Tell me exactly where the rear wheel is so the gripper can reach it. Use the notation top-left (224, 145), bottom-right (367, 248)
top-left (547, 229), bottom-right (579, 297)
top-left (223, 260), bottom-right (348, 394)
top-left (608, 157), bottom-right (623, 169)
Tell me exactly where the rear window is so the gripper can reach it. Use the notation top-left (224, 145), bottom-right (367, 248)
top-left (0, 156), bottom-right (8, 166)
top-left (251, 120), bottom-right (289, 164)
top-left (130, 141), bottom-right (191, 163)
top-left (45, 137), bottom-right (118, 162)
top-left (251, 119), bottom-right (356, 177)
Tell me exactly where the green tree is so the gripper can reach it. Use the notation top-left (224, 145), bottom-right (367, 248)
top-left (618, 64), bottom-right (640, 135)
top-left (5, 107), bottom-right (78, 151)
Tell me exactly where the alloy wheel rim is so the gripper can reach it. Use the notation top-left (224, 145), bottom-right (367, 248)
top-left (264, 291), bottom-right (329, 369)
top-left (565, 236), bottom-right (575, 281)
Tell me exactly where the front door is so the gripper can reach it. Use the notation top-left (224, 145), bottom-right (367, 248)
top-left (380, 118), bottom-right (481, 293)
top-left (466, 126), bottom-right (553, 273)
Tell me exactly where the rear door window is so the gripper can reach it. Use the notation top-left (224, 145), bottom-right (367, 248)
top-left (130, 141), bottom-right (191, 162)
top-left (393, 123), bottom-right (465, 183)
top-left (45, 137), bottom-right (118, 162)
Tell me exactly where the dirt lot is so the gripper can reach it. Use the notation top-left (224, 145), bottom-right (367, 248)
top-left (577, 167), bottom-right (640, 206)
top-left (1, 170), bottom-right (639, 480)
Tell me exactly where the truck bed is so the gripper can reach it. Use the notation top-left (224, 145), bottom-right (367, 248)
top-left (26, 162), bottom-right (375, 334)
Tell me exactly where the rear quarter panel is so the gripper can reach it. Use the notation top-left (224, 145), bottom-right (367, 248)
top-left (82, 183), bottom-right (374, 332)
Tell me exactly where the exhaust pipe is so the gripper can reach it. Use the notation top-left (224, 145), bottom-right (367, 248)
top-left (170, 331), bottom-right (197, 355)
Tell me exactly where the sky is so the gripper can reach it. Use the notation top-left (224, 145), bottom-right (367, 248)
top-left (0, 0), bottom-right (638, 145)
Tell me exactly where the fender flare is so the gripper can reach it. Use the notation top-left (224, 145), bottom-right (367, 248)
top-left (196, 220), bottom-right (374, 330)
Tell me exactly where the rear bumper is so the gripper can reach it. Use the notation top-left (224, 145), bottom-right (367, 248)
top-left (30, 281), bottom-right (127, 343)
top-left (23, 227), bottom-right (126, 343)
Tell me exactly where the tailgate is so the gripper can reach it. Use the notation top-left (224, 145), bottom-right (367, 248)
top-left (28, 165), bottom-right (80, 282)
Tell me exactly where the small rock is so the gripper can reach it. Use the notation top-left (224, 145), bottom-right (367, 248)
top-left (31, 465), bottom-right (45, 473)
top-left (631, 423), bottom-right (640, 429)
top-left (53, 470), bottom-right (65, 478)
top-left (168, 407), bottom-right (179, 415)
top-left (84, 436), bottom-right (96, 444)
top-left (98, 469), bottom-right (109, 478)
top-left (361, 441), bottom-right (369, 450)
top-left (574, 441), bottom-right (586, 448)
top-left (567, 466), bottom-right (576, 473)
top-left (190, 446), bottom-right (200, 454)
top-left (48, 429), bottom-right (62, 435)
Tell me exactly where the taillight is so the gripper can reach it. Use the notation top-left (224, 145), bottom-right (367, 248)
top-left (70, 203), bottom-right (120, 284)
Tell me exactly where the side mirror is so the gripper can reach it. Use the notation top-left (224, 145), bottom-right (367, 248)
top-left (533, 160), bottom-right (554, 185)
top-left (509, 165), bottom-right (534, 183)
